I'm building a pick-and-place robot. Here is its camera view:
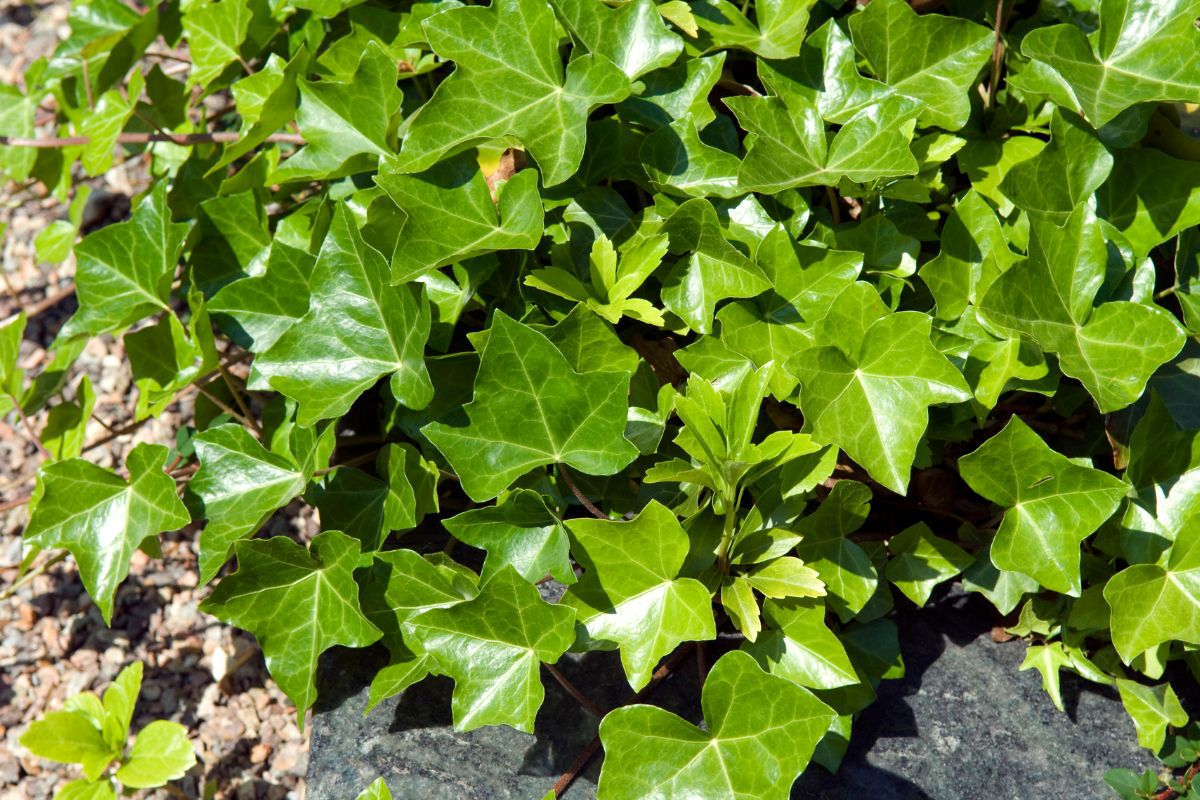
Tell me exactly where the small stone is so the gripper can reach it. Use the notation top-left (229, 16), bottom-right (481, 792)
top-left (272, 742), bottom-right (304, 774)
top-left (250, 742), bottom-right (272, 764)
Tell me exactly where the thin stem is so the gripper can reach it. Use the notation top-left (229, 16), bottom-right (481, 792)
top-left (314, 448), bottom-right (382, 477)
top-left (81, 58), bottom-right (94, 109)
top-left (193, 382), bottom-right (257, 431)
top-left (558, 463), bottom-right (606, 519)
top-left (1156, 285), bottom-right (1179, 300)
top-left (217, 360), bottom-right (261, 435)
top-left (826, 185), bottom-right (842, 226)
top-left (11, 394), bottom-right (50, 460)
top-left (0, 132), bottom-right (305, 148)
top-left (0, 550), bottom-right (69, 601)
top-left (551, 736), bottom-right (602, 798)
top-left (0, 495), bottom-right (30, 514)
top-left (986, 0), bottom-right (1006, 110)
top-left (715, 489), bottom-right (739, 575)
top-left (543, 663), bottom-right (609, 718)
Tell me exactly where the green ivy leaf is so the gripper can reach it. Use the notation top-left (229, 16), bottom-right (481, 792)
top-left (24, 443), bottom-right (189, 624)
top-left (684, 0), bottom-right (818, 60)
top-left (189, 424), bottom-right (307, 583)
top-left (998, 110), bottom-right (1113, 225)
top-left (551, 0), bottom-right (683, 79)
top-left (791, 307), bottom-right (971, 494)
top-left (1116, 679), bottom-right (1189, 752)
top-left (393, 0), bottom-right (631, 186)
top-left (1106, 524), bottom-right (1200, 663)
top-left (182, 0), bottom-right (252, 88)
top-left (563, 501), bottom-right (716, 690)
top-left (375, 151), bottom-right (544, 283)
top-left (199, 530), bottom-right (382, 719)
top-left (443, 489), bottom-right (574, 585)
top-left (742, 598), bottom-right (858, 690)
top-left (847, 0), bottom-right (994, 130)
top-left (598, 650), bottom-right (835, 799)
top-left (919, 190), bottom-right (1017, 321)
top-left (403, 565), bottom-right (575, 732)
top-left (255, 204), bottom-right (433, 425)
top-left (729, 92), bottom-right (920, 193)
top-left (884, 522), bottom-right (972, 607)
top-left (659, 198), bottom-right (771, 333)
top-left (208, 241), bottom-right (316, 355)
top-left (358, 548), bottom-right (476, 712)
top-left (1096, 148), bottom-right (1200, 259)
top-left (59, 183), bottom-right (191, 340)
top-left (959, 416), bottom-right (1127, 596)
top-left (979, 207), bottom-right (1185, 412)
top-left (794, 481), bottom-right (877, 622)
top-left (423, 311), bottom-right (637, 501)
top-left (1017, 0), bottom-right (1200, 126)
top-left (274, 43), bottom-right (402, 182)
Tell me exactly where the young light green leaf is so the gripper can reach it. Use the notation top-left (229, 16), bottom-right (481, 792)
top-left (100, 662), bottom-right (141, 749)
top-left (19, 711), bottom-right (116, 781)
top-left (115, 720), bottom-right (196, 789)
top-left (1117, 679), bottom-right (1189, 752)
top-left (563, 501), bottom-right (715, 690)
top-left (403, 565), bottom-right (576, 732)
top-left (355, 778), bottom-right (392, 800)
top-left (24, 443), bottom-right (189, 624)
top-left (422, 311), bottom-right (637, 501)
top-left (393, 0), bottom-right (631, 186)
top-left (182, 0), bottom-right (252, 88)
top-left (745, 557), bottom-right (826, 600)
top-left (598, 650), bottom-right (835, 799)
top-left (199, 531), bottom-right (382, 719)
top-left (722, 575), bottom-right (762, 642)
top-left (255, 204), bottom-right (433, 425)
top-left (959, 416), bottom-right (1126, 596)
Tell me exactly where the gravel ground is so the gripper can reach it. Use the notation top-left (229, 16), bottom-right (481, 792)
top-left (0, 2), bottom-right (313, 798)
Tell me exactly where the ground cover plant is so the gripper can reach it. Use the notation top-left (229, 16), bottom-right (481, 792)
top-left (1, 0), bottom-right (1199, 796)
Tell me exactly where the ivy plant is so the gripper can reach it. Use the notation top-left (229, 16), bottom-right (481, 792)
top-left (2, 0), bottom-right (1199, 797)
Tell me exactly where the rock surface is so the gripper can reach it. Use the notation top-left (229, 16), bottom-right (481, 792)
top-left (308, 587), bottom-right (1160, 800)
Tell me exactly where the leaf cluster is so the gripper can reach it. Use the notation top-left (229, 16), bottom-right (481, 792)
top-left (4, 0), bottom-right (1200, 797)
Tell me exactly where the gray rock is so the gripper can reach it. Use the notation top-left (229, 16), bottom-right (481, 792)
top-left (308, 587), bottom-right (1160, 800)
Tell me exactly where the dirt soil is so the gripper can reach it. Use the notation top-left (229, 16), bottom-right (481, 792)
top-left (0, 2), bottom-right (312, 797)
